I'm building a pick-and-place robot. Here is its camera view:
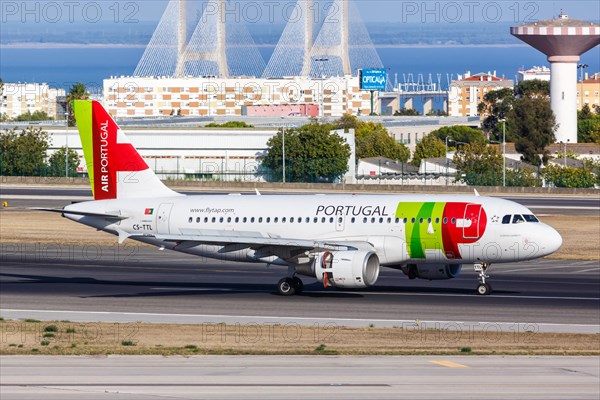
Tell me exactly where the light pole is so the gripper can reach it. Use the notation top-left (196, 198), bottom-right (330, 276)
top-left (445, 136), bottom-right (453, 186)
top-left (499, 118), bottom-right (506, 187)
top-left (281, 118), bottom-right (286, 183)
top-left (577, 63), bottom-right (588, 110)
top-left (65, 111), bottom-right (69, 178)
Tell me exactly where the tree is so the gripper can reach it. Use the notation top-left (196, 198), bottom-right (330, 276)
top-left (453, 142), bottom-right (503, 186)
top-left (478, 87), bottom-right (514, 142)
top-left (0, 127), bottom-right (50, 176)
top-left (509, 96), bottom-right (556, 166)
top-left (411, 135), bottom-right (446, 167)
top-left (66, 83), bottom-right (89, 126)
top-left (48, 146), bottom-right (80, 177)
top-left (0, 77), bottom-right (4, 97)
top-left (355, 122), bottom-right (410, 162)
top-left (334, 114), bottom-right (410, 162)
top-left (426, 109), bottom-right (448, 116)
top-left (14, 110), bottom-right (52, 121)
top-left (394, 108), bottom-right (420, 116)
top-left (578, 104), bottom-right (600, 143)
top-left (429, 126), bottom-right (487, 146)
top-left (261, 122), bottom-right (351, 183)
top-left (543, 164), bottom-right (596, 188)
top-left (515, 79), bottom-right (550, 99)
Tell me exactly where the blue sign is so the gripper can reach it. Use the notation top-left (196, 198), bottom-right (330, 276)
top-left (360, 69), bottom-right (387, 91)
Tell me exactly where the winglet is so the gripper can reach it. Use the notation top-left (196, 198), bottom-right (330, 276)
top-left (474, 189), bottom-right (480, 197)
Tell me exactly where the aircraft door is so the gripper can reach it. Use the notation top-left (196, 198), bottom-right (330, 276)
top-left (335, 216), bottom-right (345, 232)
top-left (463, 204), bottom-right (482, 239)
top-left (157, 203), bottom-right (174, 235)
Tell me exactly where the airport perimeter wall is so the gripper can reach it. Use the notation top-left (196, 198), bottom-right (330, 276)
top-left (1, 176), bottom-right (598, 195)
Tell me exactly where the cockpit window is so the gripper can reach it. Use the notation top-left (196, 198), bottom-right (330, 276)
top-left (512, 214), bottom-right (525, 224)
top-left (523, 214), bottom-right (539, 223)
top-left (502, 215), bottom-right (511, 224)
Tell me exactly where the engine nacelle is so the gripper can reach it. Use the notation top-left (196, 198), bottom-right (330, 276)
top-left (314, 251), bottom-right (380, 289)
top-left (401, 263), bottom-right (462, 280)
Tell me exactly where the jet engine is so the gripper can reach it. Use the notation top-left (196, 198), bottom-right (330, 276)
top-left (312, 251), bottom-right (380, 289)
top-left (401, 263), bottom-right (462, 280)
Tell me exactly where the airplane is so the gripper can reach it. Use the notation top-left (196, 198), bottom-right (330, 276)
top-left (42, 100), bottom-right (563, 296)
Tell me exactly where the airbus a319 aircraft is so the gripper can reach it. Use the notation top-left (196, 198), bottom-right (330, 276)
top-left (44, 100), bottom-right (563, 296)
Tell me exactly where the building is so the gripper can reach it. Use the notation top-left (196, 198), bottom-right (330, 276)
top-left (0, 83), bottom-right (65, 120)
top-left (577, 72), bottom-right (600, 110)
top-left (517, 66), bottom-right (551, 82)
top-left (448, 72), bottom-right (514, 118)
top-left (42, 126), bottom-right (357, 184)
top-left (103, 76), bottom-right (374, 119)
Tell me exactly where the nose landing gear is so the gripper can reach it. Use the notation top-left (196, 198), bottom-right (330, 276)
top-left (474, 263), bottom-right (492, 295)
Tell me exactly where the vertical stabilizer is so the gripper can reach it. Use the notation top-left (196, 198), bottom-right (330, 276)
top-left (73, 100), bottom-right (181, 200)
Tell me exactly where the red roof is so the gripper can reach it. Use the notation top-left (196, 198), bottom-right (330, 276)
top-left (460, 73), bottom-right (506, 82)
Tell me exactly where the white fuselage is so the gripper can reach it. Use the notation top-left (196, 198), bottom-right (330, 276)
top-left (64, 194), bottom-right (562, 267)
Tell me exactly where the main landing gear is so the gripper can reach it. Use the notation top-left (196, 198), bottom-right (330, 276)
top-left (277, 276), bottom-right (304, 296)
top-left (474, 263), bottom-right (492, 295)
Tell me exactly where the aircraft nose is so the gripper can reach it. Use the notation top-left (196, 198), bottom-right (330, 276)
top-left (543, 225), bottom-right (563, 255)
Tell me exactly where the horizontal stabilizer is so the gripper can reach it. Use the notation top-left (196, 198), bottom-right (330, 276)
top-left (33, 208), bottom-right (127, 220)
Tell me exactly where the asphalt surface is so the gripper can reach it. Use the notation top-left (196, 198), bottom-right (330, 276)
top-left (1, 244), bottom-right (598, 332)
top-left (1, 185), bottom-right (599, 215)
top-left (1, 356), bottom-right (599, 400)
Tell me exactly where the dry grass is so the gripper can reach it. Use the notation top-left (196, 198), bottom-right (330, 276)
top-left (0, 320), bottom-right (598, 356)
top-left (1, 211), bottom-right (598, 260)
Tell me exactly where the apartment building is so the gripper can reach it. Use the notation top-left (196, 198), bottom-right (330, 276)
top-left (577, 72), bottom-right (600, 110)
top-left (448, 72), bottom-right (514, 118)
top-left (103, 76), bottom-right (375, 118)
top-left (0, 82), bottom-right (65, 119)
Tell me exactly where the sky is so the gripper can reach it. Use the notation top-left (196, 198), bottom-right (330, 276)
top-left (1, 0), bottom-right (599, 26)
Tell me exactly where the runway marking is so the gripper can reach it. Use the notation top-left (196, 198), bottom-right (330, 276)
top-left (572, 267), bottom-right (600, 274)
top-left (430, 360), bottom-right (469, 369)
top-left (498, 265), bottom-right (598, 274)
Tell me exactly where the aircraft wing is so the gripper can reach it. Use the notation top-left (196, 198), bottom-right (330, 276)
top-left (154, 233), bottom-right (359, 252)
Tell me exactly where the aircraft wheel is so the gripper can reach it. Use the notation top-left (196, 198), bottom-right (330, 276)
top-left (277, 277), bottom-right (296, 296)
top-left (477, 283), bottom-right (492, 296)
top-left (292, 277), bottom-right (304, 294)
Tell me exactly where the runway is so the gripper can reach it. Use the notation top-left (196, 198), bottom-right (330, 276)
top-left (1, 185), bottom-right (599, 215)
top-left (1, 355), bottom-right (599, 400)
top-left (1, 244), bottom-right (598, 333)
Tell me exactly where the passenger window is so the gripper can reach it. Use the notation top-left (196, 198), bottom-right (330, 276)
top-left (204, 217), bottom-right (209, 223)
top-left (258, 217), bottom-right (263, 223)
top-left (243, 217), bottom-right (247, 223)
top-left (227, 217), bottom-right (231, 223)
top-left (451, 218), bottom-right (456, 224)
top-left (411, 218), bottom-right (415, 223)
top-left (363, 217), bottom-right (368, 223)
top-left (512, 215), bottom-right (525, 224)
top-left (395, 218), bottom-right (400, 223)
top-left (351, 217), bottom-right (356, 223)
top-left (212, 217), bottom-right (216, 223)
top-left (282, 217), bottom-right (286, 223)
top-left (403, 218), bottom-right (408, 224)
top-left (321, 217), bottom-right (326, 223)
top-left (329, 217), bottom-right (334, 223)
top-left (188, 217), bottom-right (193, 223)
top-left (266, 217), bottom-right (271, 223)
top-left (427, 218), bottom-right (431, 223)
top-left (338, 217), bottom-right (343, 223)
top-left (196, 217), bottom-right (201, 223)
top-left (443, 217), bottom-right (447, 224)
top-left (314, 217), bottom-right (318, 223)
top-left (306, 217), bottom-right (310, 223)
top-left (251, 217), bottom-right (255, 223)
top-left (435, 218), bottom-right (439, 224)
top-left (235, 217), bottom-right (239, 223)
top-left (502, 215), bottom-right (511, 224)
top-left (220, 217), bottom-right (224, 223)
top-left (371, 217), bottom-right (376, 223)
top-left (419, 218), bottom-right (423, 224)
top-left (274, 217), bottom-right (278, 223)
top-left (387, 217), bottom-right (392, 223)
